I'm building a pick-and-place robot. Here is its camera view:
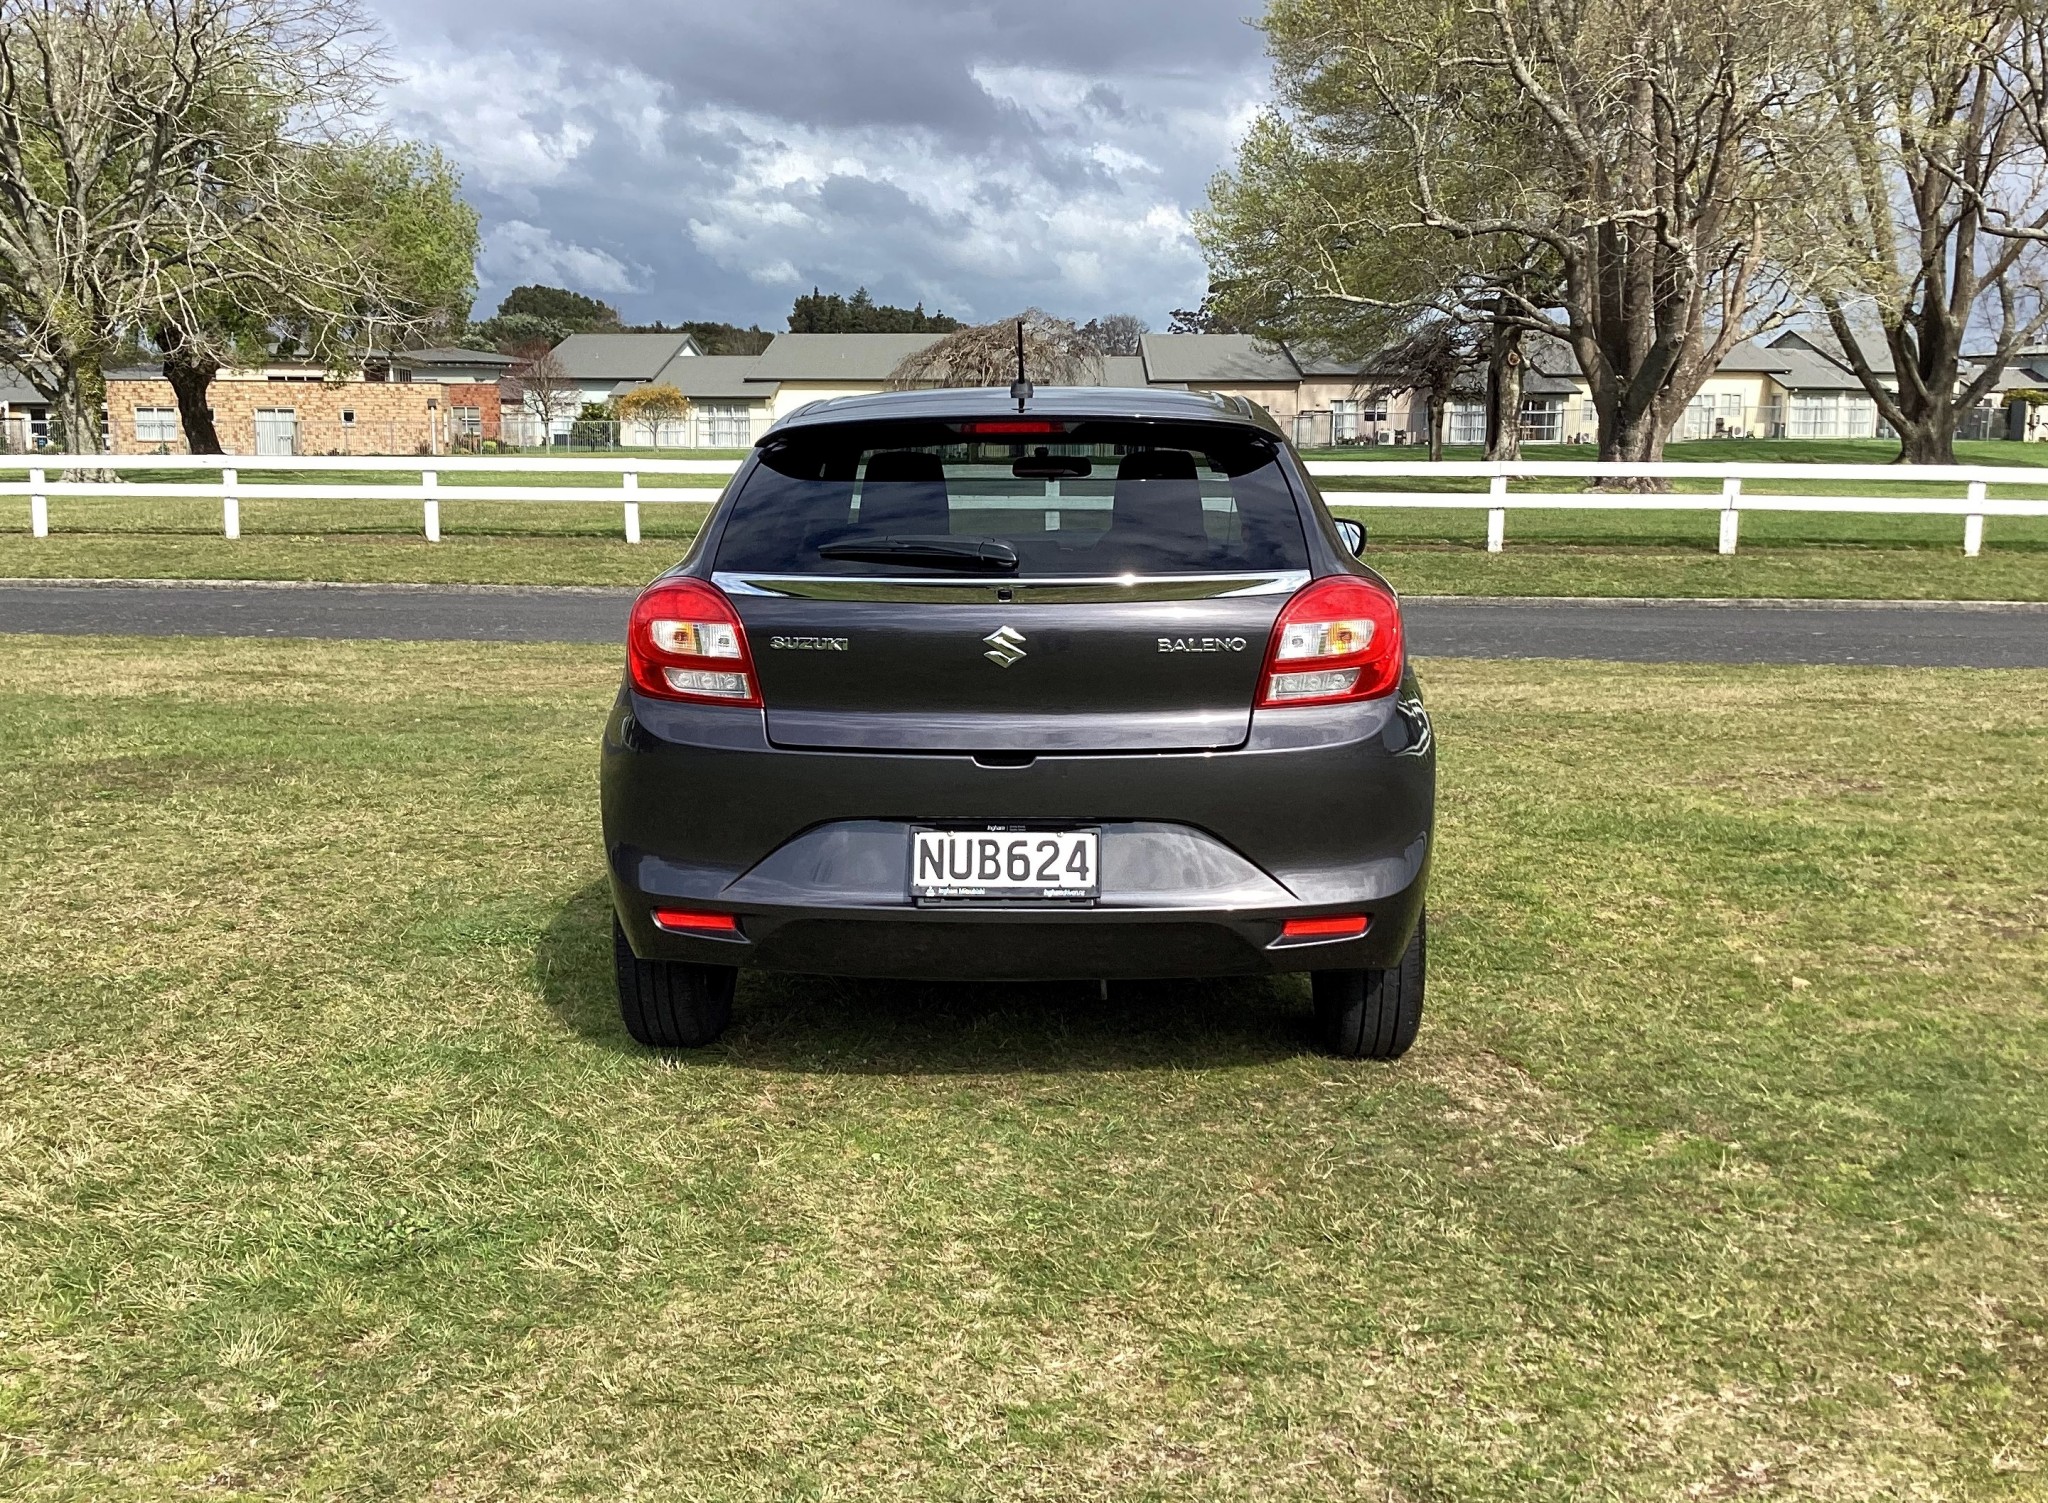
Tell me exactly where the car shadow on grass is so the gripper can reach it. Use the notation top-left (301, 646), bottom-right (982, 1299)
top-left (535, 879), bottom-right (1316, 1073)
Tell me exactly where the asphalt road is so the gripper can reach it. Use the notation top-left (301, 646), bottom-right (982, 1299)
top-left (3, 580), bottom-right (2047, 668)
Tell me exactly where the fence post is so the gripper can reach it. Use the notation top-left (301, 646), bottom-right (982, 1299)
top-left (623, 471), bottom-right (641, 544)
top-left (222, 467), bottom-right (240, 539)
top-left (1486, 475), bottom-right (1507, 553)
top-left (1964, 481), bottom-right (1986, 557)
top-left (29, 466), bottom-right (46, 538)
top-left (422, 469), bottom-right (440, 542)
top-left (1718, 477), bottom-right (1741, 555)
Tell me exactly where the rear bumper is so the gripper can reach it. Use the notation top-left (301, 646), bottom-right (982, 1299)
top-left (602, 675), bottom-right (1435, 981)
top-left (610, 878), bottom-right (1428, 981)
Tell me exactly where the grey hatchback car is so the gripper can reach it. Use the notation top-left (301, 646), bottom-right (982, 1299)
top-left (601, 387), bottom-right (1435, 1057)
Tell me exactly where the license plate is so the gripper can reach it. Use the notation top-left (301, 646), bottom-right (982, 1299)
top-left (911, 827), bottom-right (1099, 900)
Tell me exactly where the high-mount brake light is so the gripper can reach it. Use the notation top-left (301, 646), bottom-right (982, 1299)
top-left (956, 420), bottom-right (1066, 435)
top-left (627, 578), bottom-right (762, 707)
top-left (1256, 575), bottom-right (1404, 708)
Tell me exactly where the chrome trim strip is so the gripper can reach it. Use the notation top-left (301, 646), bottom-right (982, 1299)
top-left (713, 570), bottom-right (1309, 602)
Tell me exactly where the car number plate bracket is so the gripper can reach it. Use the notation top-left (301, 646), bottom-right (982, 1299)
top-left (910, 826), bottom-right (1100, 900)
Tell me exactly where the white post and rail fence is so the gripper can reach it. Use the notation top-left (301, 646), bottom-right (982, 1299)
top-left (6, 454), bottom-right (2044, 556)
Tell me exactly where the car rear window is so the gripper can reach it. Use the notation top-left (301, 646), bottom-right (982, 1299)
top-left (712, 419), bottom-right (1309, 577)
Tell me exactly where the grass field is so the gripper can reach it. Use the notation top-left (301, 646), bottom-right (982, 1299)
top-left (2, 637), bottom-right (2044, 1499)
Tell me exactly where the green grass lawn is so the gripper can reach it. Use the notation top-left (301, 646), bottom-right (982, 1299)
top-left (2, 638), bottom-right (2044, 1499)
top-left (3, 520), bottom-right (2043, 600)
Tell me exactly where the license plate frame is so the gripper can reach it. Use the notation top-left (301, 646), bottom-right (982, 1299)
top-left (910, 825), bottom-right (1100, 901)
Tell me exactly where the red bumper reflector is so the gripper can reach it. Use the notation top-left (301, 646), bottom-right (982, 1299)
top-left (1281, 914), bottom-right (1370, 941)
top-left (652, 909), bottom-right (739, 935)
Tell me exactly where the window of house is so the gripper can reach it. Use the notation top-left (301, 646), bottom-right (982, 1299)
top-left (1446, 401), bottom-right (1487, 446)
top-left (1519, 398), bottom-right (1562, 444)
top-left (452, 405), bottom-right (482, 436)
top-left (1788, 393), bottom-right (1820, 438)
top-left (1790, 392), bottom-right (1886, 440)
top-left (134, 407), bottom-right (179, 443)
top-left (698, 402), bottom-right (750, 447)
top-left (1331, 399), bottom-right (1358, 442)
top-left (1680, 391), bottom-right (1748, 440)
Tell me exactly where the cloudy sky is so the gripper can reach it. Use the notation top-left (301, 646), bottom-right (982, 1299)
top-left (366, 0), bottom-right (1271, 331)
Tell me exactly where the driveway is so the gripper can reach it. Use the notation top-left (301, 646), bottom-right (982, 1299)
top-left (3, 580), bottom-right (2046, 668)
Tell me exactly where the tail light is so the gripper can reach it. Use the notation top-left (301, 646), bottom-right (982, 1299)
top-left (1256, 575), bottom-right (1404, 708)
top-left (627, 578), bottom-right (761, 706)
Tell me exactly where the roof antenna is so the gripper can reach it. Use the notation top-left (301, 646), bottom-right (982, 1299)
top-left (1009, 318), bottom-right (1033, 412)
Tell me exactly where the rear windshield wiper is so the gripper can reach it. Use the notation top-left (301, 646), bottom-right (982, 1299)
top-left (816, 536), bottom-right (1019, 574)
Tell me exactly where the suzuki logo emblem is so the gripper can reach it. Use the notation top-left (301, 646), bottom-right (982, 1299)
top-left (982, 624), bottom-right (1027, 668)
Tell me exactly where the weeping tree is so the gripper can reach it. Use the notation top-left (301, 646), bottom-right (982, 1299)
top-left (0, 0), bottom-right (469, 453)
top-left (887, 310), bottom-right (1105, 389)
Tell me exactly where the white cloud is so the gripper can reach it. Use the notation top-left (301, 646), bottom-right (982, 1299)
top-left (384, 54), bottom-right (600, 200)
top-left (480, 221), bottom-right (641, 296)
top-left (668, 97), bottom-right (1220, 320)
top-left (363, 0), bottom-right (1269, 324)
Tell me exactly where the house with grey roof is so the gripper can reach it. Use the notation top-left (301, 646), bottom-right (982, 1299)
top-left (0, 367), bottom-right (50, 451)
top-left (539, 332), bottom-right (702, 422)
top-left (631, 352), bottom-right (782, 448)
top-left (1763, 330), bottom-right (1893, 439)
top-left (390, 346), bottom-right (518, 385)
top-left (545, 323), bottom-right (2040, 453)
top-left (1962, 348), bottom-right (2048, 440)
top-left (601, 334), bottom-right (1160, 449)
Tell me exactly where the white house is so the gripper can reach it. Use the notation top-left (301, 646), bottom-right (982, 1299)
top-left (517, 332), bottom-right (704, 440)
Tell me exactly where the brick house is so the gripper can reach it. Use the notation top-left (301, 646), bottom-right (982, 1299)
top-left (103, 346), bottom-right (515, 456)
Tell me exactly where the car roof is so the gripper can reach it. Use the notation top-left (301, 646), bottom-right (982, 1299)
top-left (761, 384), bottom-right (1286, 441)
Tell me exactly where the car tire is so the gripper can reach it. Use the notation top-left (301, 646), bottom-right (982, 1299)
top-left (1312, 914), bottom-right (1425, 1060)
top-left (613, 917), bottom-right (736, 1048)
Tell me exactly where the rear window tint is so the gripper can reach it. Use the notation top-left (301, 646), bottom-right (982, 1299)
top-left (713, 420), bottom-right (1308, 577)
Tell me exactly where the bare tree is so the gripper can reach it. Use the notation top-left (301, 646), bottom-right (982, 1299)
top-left (1377, 320), bottom-right (1480, 460)
top-left (1986, 10), bottom-right (2048, 246)
top-left (505, 345), bottom-right (578, 445)
top-left (1206, 0), bottom-right (1818, 463)
top-left (887, 310), bottom-right (1105, 389)
top-left (0, 0), bottom-right (396, 452)
top-left (1799, 0), bottom-right (2048, 462)
top-left (1080, 313), bottom-right (1148, 356)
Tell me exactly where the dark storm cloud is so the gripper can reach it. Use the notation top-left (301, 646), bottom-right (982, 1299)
top-left (369, 0), bottom-right (1269, 327)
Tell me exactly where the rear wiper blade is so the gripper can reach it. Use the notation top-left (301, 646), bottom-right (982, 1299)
top-left (817, 536), bottom-right (1019, 574)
